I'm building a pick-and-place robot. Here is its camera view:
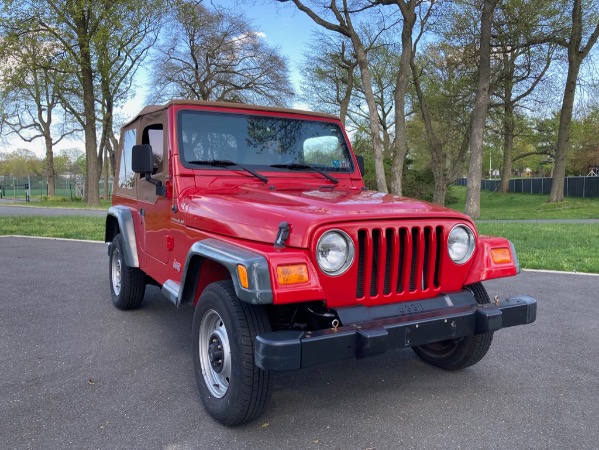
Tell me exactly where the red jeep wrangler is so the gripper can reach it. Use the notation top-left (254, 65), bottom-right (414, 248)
top-left (106, 100), bottom-right (536, 425)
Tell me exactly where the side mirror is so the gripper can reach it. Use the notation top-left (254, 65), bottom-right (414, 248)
top-left (131, 144), bottom-right (166, 196)
top-left (132, 144), bottom-right (154, 174)
top-left (355, 155), bottom-right (365, 177)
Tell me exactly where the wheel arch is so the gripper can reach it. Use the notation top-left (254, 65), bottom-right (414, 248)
top-left (105, 206), bottom-right (139, 268)
top-left (179, 239), bottom-right (273, 306)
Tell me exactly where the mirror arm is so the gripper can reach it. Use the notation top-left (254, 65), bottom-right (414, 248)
top-left (144, 172), bottom-right (166, 196)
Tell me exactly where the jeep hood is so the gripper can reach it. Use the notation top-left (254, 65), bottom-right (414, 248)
top-left (181, 185), bottom-right (472, 248)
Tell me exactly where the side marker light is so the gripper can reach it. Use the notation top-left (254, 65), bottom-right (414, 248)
top-left (237, 265), bottom-right (249, 289)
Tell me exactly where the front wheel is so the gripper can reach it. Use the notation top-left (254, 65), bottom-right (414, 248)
top-left (412, 283), bottom-right (494, 370)
top-left (192, 281), bottom-right (272, 426)
top-left (108, 234), bottom-right (145, 310)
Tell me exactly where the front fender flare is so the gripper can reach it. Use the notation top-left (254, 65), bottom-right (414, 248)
top-left (180, 239), bottom-right (273, 306)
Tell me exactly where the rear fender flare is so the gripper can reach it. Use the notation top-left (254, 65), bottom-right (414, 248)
top-left (105, 206), bottom-right (139, 268)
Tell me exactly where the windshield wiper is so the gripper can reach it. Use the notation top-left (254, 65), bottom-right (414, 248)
top-left (187, 159), bottom-right (268, 183)
top-left (270, 163), bottom-right (339, 184)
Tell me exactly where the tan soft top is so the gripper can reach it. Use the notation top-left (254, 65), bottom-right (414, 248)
top-left (124, 99), bottom-right (339, 128)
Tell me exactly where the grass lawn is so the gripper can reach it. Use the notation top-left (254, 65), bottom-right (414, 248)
top-left (477, 222), bottom-right (599, 274)
top-left (0, 216), bottom-right (105, 241)
top-left (448, 186), bottom-right (599, 220)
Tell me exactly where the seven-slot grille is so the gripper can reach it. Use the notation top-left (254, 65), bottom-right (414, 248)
top-left (356, 226), bottom-right (444, 300)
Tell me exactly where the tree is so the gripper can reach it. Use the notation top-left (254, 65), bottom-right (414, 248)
top-left (53, 148), bottom-right (85, 176)
top-left (279, 0), bottom-right (390, 192)
top-left (548, 0), bottom-right (599, 202)
top-left (350, 37), bottom-right (402, 159)
top-left (149, 0), bottom-right (293, 106)
top-left (375, 0), bottom-right (423, 196)
top-left (0, 27), bottom-right (79, 196)
top-left (0, 148), bottom-right (43, 177)
top-left (464, 0), bottom-right (498, 219)
top-left (566, 108), bottom-right (599, 175)
top-left (300, 31), bottom-right (357, 125)
top-left (3, 0), bottom-right (164, 206)
top-left (492, 0), bottom-right (556, 193)
top-left (410, 41), bottom-right (474, 204)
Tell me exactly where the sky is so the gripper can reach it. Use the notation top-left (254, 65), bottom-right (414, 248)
top-left (1, 0), bottom-right (320, 157)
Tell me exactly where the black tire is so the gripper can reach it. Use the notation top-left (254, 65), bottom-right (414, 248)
top-left (108, 233), bottom-right (145, 310)
top-left (192, 280), bottom-right (272, 426)
top-left (412, 282), bottom-right (494, 370)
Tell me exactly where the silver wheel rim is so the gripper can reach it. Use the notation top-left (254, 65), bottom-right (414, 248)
top-left (199, 309), bottom-right (231, 398)
top-left (111, 247), bottom-right (122, 296)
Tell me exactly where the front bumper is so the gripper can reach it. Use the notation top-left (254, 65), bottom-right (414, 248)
top-left (255, 290), bottom-right (536, 371)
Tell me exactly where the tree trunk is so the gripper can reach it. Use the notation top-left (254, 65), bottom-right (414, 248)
top-left (82, 67), bottom-right (100, 205)
top-left (351, 36), bottom-right (389, 193)
top-left (548, 63), bottom-right (579, 202)
top-left (109, 130), bottom-right (119, 177)
top-left (76, 23), bottom-right (100, 206)
top-left (103, 140), bottom-right (109, 200)
top-left (43, 133), bottom-right (55, 197)
top-left (465, 0), bottom-right (498, 219)
top-left (431, 145), bottom-right (446, 205)
top-left (549, 0), bottom-right (599, 202)
top-left (411, 58), bottom-right (446, 205)
top-left (432, 181), bottom-right (447, 206)
top-left (389, 4), bottom-right (415, 196)
top-left (337, 43), bottom-right (355, 127)
top-left (286, 0), bottom-right (388, 192)
top-left (499, 100), bottom-right (514, 193)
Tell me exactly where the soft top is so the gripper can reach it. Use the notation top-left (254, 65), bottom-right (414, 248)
top-left (123, 99), bottom-right (339, 128)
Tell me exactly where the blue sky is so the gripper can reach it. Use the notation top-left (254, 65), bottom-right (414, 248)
top-left (244, 1), bottom-right (317, 86)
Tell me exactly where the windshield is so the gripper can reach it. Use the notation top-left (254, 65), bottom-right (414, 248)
top-left (178, 110), bottom-right (354, 172)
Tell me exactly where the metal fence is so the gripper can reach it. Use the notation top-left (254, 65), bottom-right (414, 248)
top-left (455, 176), bottom-right (599, 198)
top-left (0, 175), bottom-right (112, 202)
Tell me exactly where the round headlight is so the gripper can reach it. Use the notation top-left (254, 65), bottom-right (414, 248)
top-left (448, 225), bottom-right (475, 264)
top-left (316, 230), bottom-right (355, 276)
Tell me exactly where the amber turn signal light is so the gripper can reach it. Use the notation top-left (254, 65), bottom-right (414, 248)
top-left (277, 264), bottom-right (309, 285)
top-left (491, 248), bottom-right (512, 264)
top-left (237, 264), bottom-right (249, 289)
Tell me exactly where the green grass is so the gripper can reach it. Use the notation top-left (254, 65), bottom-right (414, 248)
top-left (0, 216), bottom-right (105, 241)
top-left (448, 186), bottom-right (599, 219)
top-left (477, 222), bottom-right (599, 274)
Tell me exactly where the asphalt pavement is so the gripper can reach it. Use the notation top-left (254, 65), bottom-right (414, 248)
top-left (1, 236), bottom-right (598, 450)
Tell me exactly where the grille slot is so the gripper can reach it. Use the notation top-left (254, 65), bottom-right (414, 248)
top-left (356, 226), bottom-right (443, 300)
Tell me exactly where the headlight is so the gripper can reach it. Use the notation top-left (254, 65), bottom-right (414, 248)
top-left (316, 230), bottom-right (355, 275)
top-left (448, 225), bottom-right (475, 264)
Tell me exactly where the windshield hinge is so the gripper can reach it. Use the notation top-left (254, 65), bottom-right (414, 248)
top-left (274, 222), bottom-right (291, 248)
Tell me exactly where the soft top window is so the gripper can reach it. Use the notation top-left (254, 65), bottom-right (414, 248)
top-left (178, 110), bottom-right (353, 172)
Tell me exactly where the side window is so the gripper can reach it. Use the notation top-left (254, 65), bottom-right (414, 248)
top-left (142, 125), bottom-right (164, 174)
top-left (119, 129), bottom-right (136, 189)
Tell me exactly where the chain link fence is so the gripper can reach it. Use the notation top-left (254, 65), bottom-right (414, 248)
top-left (0, 175), bottom-right (113, 202)
top-left (455, 176), bottom-right (599, 198)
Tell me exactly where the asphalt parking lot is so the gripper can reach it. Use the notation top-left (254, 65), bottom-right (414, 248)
top-left (1, 236), bottom-right (598, 450)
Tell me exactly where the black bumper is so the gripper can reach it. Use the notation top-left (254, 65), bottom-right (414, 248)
top-left (255, 291), bottom-right (537, 372)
